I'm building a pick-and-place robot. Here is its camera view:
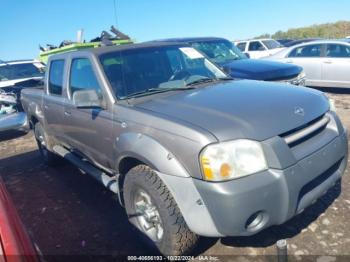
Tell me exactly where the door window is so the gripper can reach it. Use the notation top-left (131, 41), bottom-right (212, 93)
top-left (69, 58), bottom-right (102, 97)
top-left (248, 41), bottom-right (265, 51)
top-left (288, 44), bottom-right (322, 58)
top-left (326, 44), bottom-right (350, 58)
top-left (48, 60), bottom-right (65, 95)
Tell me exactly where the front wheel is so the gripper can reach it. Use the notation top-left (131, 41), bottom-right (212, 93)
top-left (123, 165), bottom-right (199, 256)
top-left (34, 122), bottom-right (60, 166)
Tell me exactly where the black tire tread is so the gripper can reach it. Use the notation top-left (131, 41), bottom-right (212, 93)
top-left (124, 165), bottom-right (199, 256)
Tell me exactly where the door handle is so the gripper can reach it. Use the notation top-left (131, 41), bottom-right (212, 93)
top-left (64, 111), bottom-right (71, 116)
top-left (44, 105), bottom-right (49, 109)
top-left (324, 60), bottom-right (332, 64)
top-left (286, 60), bottom-right (293, 63)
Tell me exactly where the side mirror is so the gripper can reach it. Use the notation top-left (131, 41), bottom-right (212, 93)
top-left (244, 53), bottom-right (250, 58)
top-left (73, 89), bottom-right (103, 109)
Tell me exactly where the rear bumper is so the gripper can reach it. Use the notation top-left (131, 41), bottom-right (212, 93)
top-left (0, 112), bottom-right (28, 132)
top-left (193, 130), bottom-right (348, 236)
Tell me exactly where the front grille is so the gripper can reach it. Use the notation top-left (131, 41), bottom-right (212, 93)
top-left (280, 114), bottom-right (329, 147)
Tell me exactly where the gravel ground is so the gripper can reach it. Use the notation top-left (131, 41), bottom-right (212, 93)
top-left (0, 89), bottom-right (349, 261)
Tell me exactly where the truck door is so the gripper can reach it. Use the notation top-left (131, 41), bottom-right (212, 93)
top-left (247, 41), bottom-right (268, 59)
top-left (63, 57), bottom-right (113, 168)
top-left (43, 59), bottom-right (66, 141)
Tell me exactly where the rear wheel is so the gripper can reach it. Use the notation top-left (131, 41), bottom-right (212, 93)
top-left (34, 122), bottom-right (60, 166)
top-left (123, 165), bottom-right (199, 256)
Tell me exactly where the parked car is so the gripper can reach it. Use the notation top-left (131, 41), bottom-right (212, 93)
top-left (0, 60), bottom-right (44, 88)
top-left (0, 177), bottom-right (39, 261)
top-left (152, 37), bottom-right (305, 85)
top-left (284, 38), bottom-right (323, 47)
top-left (266, 40), bottom-right (350, 88)
top-left (0, 89), bottom-right (28, 132)
top-left (22, 42), bottom-right (348, 256)
top-left (0, 60), bottom-right (44, 133)
top-left (234, 38), bottom-right (285, 58)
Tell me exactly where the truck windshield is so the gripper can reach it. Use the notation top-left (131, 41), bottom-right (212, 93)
top-left (262, 40), bottom-right (283, 50)
top-left (191, 40), bottom-right (247, 64)
top-left (100, 45), bottom-right (227, 99)
top-left (0, 63), bottom-right (44, 81)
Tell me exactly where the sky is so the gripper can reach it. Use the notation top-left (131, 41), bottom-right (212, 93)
top-left (1, 0), bottom-right (350, 60)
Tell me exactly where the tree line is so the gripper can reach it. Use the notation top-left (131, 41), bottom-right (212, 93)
top-left (255, 20), bottom-right (350, 39)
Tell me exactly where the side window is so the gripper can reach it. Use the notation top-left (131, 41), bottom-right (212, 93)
top-left (236, 42), bottom-right (246, 52)
top-left (69, 58), bottom-right (102, 97)
top-left (48, 60), bottom-right (65, 95)
top-left (289, 44), bottom-right (322, 58)
top-left (326, 44), bottom-right (350, 58)
top-left (248, 41), bottom-right (265, 51)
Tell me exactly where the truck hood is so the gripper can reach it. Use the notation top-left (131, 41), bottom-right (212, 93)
top-left (134, 80), bottom-right (329, 142)
top-left (220, 59), bottom-right (302, 81)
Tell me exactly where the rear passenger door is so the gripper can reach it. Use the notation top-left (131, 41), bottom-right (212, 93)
top-left (63, 56), bottom-right (113, 167)
top-left (44, 59), bottom-right (66, 140)
top-left (322, 43), bottom-right (350, 87)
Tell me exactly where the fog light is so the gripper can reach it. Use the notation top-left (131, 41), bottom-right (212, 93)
top-left (245, 211), bottom-right (267, 231)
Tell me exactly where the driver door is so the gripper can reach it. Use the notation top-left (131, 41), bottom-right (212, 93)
top-left (63, 56), bottom-right (114, 167)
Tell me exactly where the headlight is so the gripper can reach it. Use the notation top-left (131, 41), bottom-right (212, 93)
top-left (298, 70), bottom-right (306, 80)
top-left (323, 94), bottom-right (337, 112)
top-left (329, 98), bottom-right (337, 112)
top-left (200, 139), bottom-right (267, 181)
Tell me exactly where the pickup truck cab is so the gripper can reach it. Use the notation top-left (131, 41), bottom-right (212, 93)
top-left (234, 38), bottom-right (285, 59)
top-left (21, 42), bottom-right (348, 256)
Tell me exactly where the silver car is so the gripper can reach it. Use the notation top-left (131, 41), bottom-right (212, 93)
top-left (266, 40), bottom-right (350, 88)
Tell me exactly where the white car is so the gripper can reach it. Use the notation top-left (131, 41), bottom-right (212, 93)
top-left (266, 40), bottom-right (350, 88)
top-left (234, 39), bottom-right (285, 59)
top-left (0, 60), bottom-right (44, 88)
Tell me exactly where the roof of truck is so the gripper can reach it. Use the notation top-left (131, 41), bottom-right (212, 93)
top-left (88, 41), bottom-right (191, 55)
top-left (47, 42), bottom-right (192, 60)
top-left (150, 37), bottom-right (227, 43)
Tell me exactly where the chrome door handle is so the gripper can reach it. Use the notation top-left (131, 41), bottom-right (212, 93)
top-left (324, 60), bottom-right (332, 64)
top-left (64, 111), bottom-right (71, 116)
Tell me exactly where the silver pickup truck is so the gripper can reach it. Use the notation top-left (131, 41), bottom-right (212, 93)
top-left (21, 42), bottom-right (348, 256)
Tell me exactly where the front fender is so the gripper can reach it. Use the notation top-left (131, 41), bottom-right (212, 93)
top-left (115, 132), bottom-right (190, 177)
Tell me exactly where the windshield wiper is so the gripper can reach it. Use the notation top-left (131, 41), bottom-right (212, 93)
top-left (217, 77), bottom-right (234, 80)
top-left (186, 78), bottom-right (217, 86)
top-left (123, 86), bottom-right (196, 99)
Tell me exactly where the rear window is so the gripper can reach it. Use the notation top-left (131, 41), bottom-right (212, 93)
top-left (48, 60), bottom-right (65, 95)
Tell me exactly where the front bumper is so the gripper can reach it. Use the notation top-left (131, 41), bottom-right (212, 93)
top-left (193, 130), bottom-right (348, 237)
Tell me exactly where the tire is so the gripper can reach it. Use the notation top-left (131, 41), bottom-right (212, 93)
top-left (123, 165), bottom-right (199, 256)
top-left (34, 122), bottom-right (60, 166)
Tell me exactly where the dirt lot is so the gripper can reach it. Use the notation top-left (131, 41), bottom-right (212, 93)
top-left (0, 89), bottom-right (349, 261)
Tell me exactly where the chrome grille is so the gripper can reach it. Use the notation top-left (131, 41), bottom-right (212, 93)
top-left (280, 114), bottom-right (330, 147)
